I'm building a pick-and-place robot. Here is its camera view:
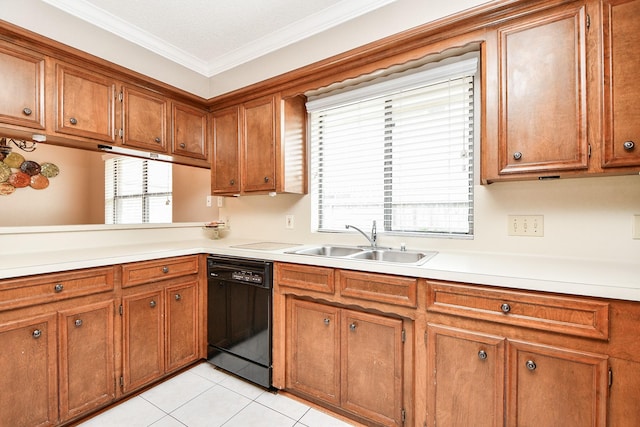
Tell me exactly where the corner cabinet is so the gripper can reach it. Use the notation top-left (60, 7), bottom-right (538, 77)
top-left (0, 41), bottom-right (45, 132)
top-left (211, 105), bottom-right (241, 194)
top-left (171, 101), bottom-right (208, 161)
top-left (211, 93), bottom-right (307, 195)
top-left (482, 0), bottom-right (640, 182)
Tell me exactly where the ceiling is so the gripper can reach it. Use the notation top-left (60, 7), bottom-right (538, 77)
top-left (41, 0), bottom-right (397, 78)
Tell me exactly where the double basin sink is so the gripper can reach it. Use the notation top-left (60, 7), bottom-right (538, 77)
top-left (287, 245), bottom-right (437, 265)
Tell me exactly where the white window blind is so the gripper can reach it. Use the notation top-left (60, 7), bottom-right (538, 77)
top-left (307, 55), bottom-right (477, 236)
top-left (104, 156), bottom-right (172, 224)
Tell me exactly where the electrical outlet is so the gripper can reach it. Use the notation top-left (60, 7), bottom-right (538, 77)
top-left (633, 215), bottom-right (640, 239)
top-left (508, 215), bottom-right (544, 237)
top-left (285, 215), bottom-right (295, 229)
top-left (217, 196), bottom-right (224, 208)
top-left (206, 196), bottom-right (212, 207)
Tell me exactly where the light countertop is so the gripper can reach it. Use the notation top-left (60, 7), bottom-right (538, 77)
top-left (1, 238), bottom-right (639, 302)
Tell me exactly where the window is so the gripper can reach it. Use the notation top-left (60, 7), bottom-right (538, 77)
top-left (307, 55), bottom-right (477, 237)
top-left (104, 156), bottom-right (172, 224)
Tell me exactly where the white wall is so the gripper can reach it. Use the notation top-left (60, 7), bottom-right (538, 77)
top-left (217, 175), bottom-right (640, 263)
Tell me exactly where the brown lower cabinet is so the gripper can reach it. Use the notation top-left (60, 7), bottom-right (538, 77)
top-left (426, 324), bottom-right (608, 427)
top-left (287, 298), bottom-right (405, 426)
top-left (0, 298), bottom-right (116, 427)
top-left (0, 312), bottom-right (59, 427)
top-left (0, 256), bottom-right (204, 427)
top-left (121, 279), bottom-right (200, 393)
top-left (58, 300), bottom-right (116, 422)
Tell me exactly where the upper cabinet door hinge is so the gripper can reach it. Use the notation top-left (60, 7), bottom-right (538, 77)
top-left (118, 91), bottom-right (123, 102)
top-left (118, 128), bottom-right (123, 139)
top-left (588, 143), bottom-right (592, 158)
top-left (609, 368), bottom-right (613, 388)
top-left (586, 14), bottom-right (591, 29)
top-left (401, 329), bottom-right (406, 343)
top-left (119, 304), bottom-right (123, 316)
top-left (401, 408), bottom-right (406, 424)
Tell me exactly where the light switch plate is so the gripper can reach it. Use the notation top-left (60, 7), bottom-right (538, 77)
top-left (508, 215), bottom-right (544, 237)
top-left (633, 215), bottom-right (640, 239)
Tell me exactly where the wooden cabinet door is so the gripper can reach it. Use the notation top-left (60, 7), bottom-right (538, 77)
top-left (58, 300), bottom-right (115, 421)
top-left (341, 309), bottom-right (403, 427)
top-left (0, 314), bottom-right (58, 427)
top-left (0, 42), bottom-right (45, 130)
top-left (601, 0), bottom-right (640, 168)
top-left (287, 299), bottom-right (341, 405)
top-left (507, 340), bottom-right (608, 427)
top-left (211, 106), bottom-right (241, 194)
top-left (496, 4), bottom-right (588, 175)
top-left (171, 101), bottom-right (208, 160)
top-left (165, 280), bottom-right (198, 372)
top-left (243, 95), bottom-right (277, 192)
top-left (55, 62), bottom-right (116, 142)
top-left (426, 324), bottom-right (505, 427)
top-left (122, 85), bottom-right (167, 152)
top-left (122, 289), bottom-right (164, 393)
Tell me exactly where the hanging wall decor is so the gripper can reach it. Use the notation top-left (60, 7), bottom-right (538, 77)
top-left (0, 153), bottom-right (60, 196)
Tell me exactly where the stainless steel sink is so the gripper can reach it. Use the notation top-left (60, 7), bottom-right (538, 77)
top-left (291, 245), bottom-right (366, 257)
top-left (287, 245), bottom-right (437, 265)
top-left (350, 249), bottom-right (436, 264)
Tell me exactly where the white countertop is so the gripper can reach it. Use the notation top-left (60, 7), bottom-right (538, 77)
top-left (1, 238), bottom-right (639, 302)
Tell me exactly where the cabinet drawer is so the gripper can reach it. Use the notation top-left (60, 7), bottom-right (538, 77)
top-left (275, 263), bottom-right (334, 294)
top-left (121, 256), bottom-right (199, 288)
top-left (337, 270), bottom-right (418, 308)
top-left (427, 281), bottom-right (609, 340)
top-left (0, 267), bottom-right (115, 312)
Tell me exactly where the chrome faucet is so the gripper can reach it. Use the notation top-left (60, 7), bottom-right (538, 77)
top-left (345, 221), bottom-right (377, 249)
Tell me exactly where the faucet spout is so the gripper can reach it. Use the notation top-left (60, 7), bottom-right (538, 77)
top-left (345, 221), bottom-right (377, 249)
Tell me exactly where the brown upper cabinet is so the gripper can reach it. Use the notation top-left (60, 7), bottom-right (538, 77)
top-left (601, 0), bottom-right (640, 168)
top-left (121, 85), bottom-right (168, 152)
top-left (211, 105), bottom-right (241, 194)
top-left (211, 93), bottom-right (306, 195)
top-left (0, 41), bottom-right (45, 131)
top-left (54, 61), bottom-right (117, 143)
top-left (171, 101), bottom-right (208, 160)
top-left (482, 0), bottom-right (640, 182)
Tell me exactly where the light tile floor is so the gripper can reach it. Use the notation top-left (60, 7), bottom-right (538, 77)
top-left (77, 362), bottom-right (356, 427)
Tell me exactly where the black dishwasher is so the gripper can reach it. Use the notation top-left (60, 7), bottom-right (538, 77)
top-left (207, 255), bottom-right (273, 388)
